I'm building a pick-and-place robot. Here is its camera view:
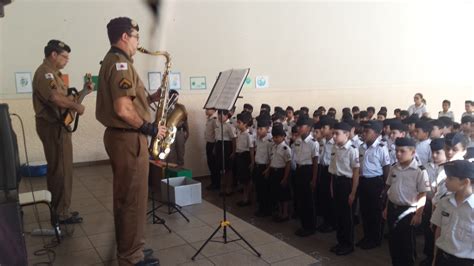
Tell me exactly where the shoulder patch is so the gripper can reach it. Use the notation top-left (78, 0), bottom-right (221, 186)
top-left (379, 143), bottom-right (385, 147)
top-left (45, 73), bottom-right (54, 80)
top-left (283, 146), bottom-right (287, 150)
top-left (418, 165), bottom-right (426, 170)
top-left (351, 145), bottom-right (356, 149)
top-left (49, 80), bottom-right (57, 89)
top-left (118, 78), bottom-right (132, 90)
top-left (391, 162), bottom-right (397, 166)
top-left (116, 62), bottom-right (128, 71)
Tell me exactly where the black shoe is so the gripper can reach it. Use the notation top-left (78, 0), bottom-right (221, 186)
top-left (355, 238), bottom-right (368, 247)
top-left (335, 246), bottom-right (354, 256)
top-left (360, 240), bottom-right (379, 250)
top-left (419, 257), bottom-right (433, 266)
top-left (59, 215), bottom-right (83, 224)
top-left (135, 258), bottom-right (160, 266)
top-left (294, 228), bottom-right (315, 237)
top-left (143, 248), bottom-right (154, 259)
top-left (318, 224), bottom-right (335, 233)
top-left (330, 244), bottom-right (342, 253)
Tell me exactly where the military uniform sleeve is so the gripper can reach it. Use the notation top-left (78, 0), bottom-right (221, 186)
top-left (248, 133), bottom-right (255, 148)
top-left (311, 140), bottom-right (320, 158)
top-left (380, 146), bottom-right (391, 167)
top-left (430, 200), bottom-right (443, 226)
top-left (284, 146), bottom-right (292, 162)
top-left (350, 147), bottom-right (360, 168)
top-left (34, 69), bottom-right (58, 104)
top-left (109, 60), bottom-right (136, 100)
top-left (417, 169), bottom-right (431, 193)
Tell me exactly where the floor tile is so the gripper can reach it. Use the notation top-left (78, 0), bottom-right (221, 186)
top-left (208, 248), bottom-right (269, 266)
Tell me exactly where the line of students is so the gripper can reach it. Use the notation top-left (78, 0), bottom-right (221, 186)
top-left (204, 103), bottom-right (474, 265)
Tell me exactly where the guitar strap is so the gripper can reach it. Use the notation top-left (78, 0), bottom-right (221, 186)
top-left (62, 87), bottom-right (80, 133)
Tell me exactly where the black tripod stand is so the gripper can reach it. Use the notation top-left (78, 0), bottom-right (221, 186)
top-left (147, 186), bottom-right (171, 233)
top-left (192, 110), bottom-right (261, 260)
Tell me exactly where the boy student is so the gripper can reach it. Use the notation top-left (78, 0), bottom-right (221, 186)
top-left (388, 120), bottom-right (408, 164)
top-left (293, 115), bottom-right (319, 236)
top-left (394, 108), bottom-right (401, 120)
top-left (383, 137), bottom-right (430, 266)
top-left (317, 116), bottom-right (337, 233)
top-left (430, 119), bottom-right (444, 139)
top-left (431, 160), bottom-right (474, 266)
top-left (460, 116), bottom-right (472, 139)
top-left (367, 106), bottom-right (376, 120)
top-left (400, 110), bottom-right (410, 120)
top-left (419, 138), bottom-right (447, 266)
top-left (234, 111), bottom-right (255, 207)
top-left (285, 106), bottom-right (295, 127)
top-left (438, 117), bottom-right (453, 136)
top-left (404, 114), bottom-right (419, 139)
top-left (205, 108), bottom-right (219, 190)
top-left (415, 120), bottom-right (433, 165)
top-left (461, 100), bottom-right (473, 118)
top-left (265, 123), bottom-right (292, 222)
top-left (253, 114), bottom-right (273, 217)
top-left (215, 110), bottom-right (237, 196)
top-left (358, 120), bottom-right (391, 250)
top-left (328, 122), bottom-right (360, 256)
top-left (438, 100), bottom-right (454, 121)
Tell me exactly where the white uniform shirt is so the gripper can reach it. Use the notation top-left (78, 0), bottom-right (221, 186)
top-left (270, 141), bottom-right (292, 168)
top-left (215, 120), bottom-right (237, 141)
top-left (388, 142), bottom-right (397, 164)
top-left (386, 158), bottom-right (431, 206)
top-left (433, 154), bottom-right (466, 205)
top-left (431, 194), bottom-right (474, 259)
top-left (205, 116), bottom-right (217, 143)
top-left (254, 135), bottom-right (273, 165)
top-left (438, 111), bottom-right (455, 121)
top-left (320, 137), bottom-right (335, 166)
top-left (328, 140), bottom-right (360, 178)
top-left (293, 134), bottom-right (319, 165)
top-left (408, 104), bottom-right (427, 118)
top-left (423, 162), bottom-right (443, 198)
top-left (235, 129), bottom-right (254, 153)
top-left (359, 136), bottom-right (391, 177)
top-left (351, 135), bottom-right (363, 149)
top-left (416, 139), bottom-right (432, 165)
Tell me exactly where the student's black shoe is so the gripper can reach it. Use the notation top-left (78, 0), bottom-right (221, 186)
top-left (355, 238), bottom-right (368, 247)
top-left (419, 257), bottom-right (433, 266)
top-left (330, 244), bottom-right (342, 253)
top-left (317, 224), bottom-right (335, 233)
top-left (134, 257), bottom-right (160, 266)
top-left (360, 240), bottom-right (379, 250)
top-left (335, 246), bottom-right (354, 256)
top-left (143, 248), bottom-right (154, 259)
top-left (59, 215), bottom-right (83, 224)
top-left (294, 228), bottom-right (315, 237)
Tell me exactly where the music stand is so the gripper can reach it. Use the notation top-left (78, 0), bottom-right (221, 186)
top-left (147, 162), bottom-right (172, 233)
top-left (192, 68), bottom-right (261, 260)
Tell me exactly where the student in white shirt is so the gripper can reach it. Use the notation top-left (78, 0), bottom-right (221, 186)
top-left (438, 100), bottom-right (454, 121)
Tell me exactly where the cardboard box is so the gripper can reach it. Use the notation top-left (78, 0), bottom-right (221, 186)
top-left (161, 177), bottom-right (202, 206)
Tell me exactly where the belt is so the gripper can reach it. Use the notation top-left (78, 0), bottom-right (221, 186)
top-left (107, 127), bottom-right (139, 133)
top-left (271, 167), bottom-right (285, 170)
top-left (296, 164), bottom-right (312, 168)
top-left (361, 175), bottom-right (383, 179)
top-left (389, 201), bottom-right (415, 210)
top-left (334, 175), bottom-right (350, 179)
top-left (439, 249), bottom-right (474, 262)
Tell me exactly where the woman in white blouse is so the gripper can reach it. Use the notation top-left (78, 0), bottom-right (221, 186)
top-left (408, 92), bottom-right (428, 118)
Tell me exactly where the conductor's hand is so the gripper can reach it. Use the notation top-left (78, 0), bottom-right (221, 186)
top-left (157, 125), bottom-right (167, 139)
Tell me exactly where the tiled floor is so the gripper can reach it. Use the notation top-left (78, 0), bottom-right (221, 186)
top-left (20, 164), bottom-right (318, 266)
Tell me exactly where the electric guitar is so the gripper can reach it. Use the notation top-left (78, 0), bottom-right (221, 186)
top-left (62, 73), bottom-right (93, 131)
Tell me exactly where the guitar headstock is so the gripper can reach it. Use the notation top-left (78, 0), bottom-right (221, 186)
top-left (84, 73), bottom-right (94, 93)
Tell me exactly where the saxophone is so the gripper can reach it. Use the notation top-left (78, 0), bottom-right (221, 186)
top-left (138, 47), bottom-right (186, 160)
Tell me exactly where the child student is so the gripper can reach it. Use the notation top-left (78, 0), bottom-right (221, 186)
top-left (430, 120), bottom-right (445, 139)
top-left (205, 108), bottom-right (219, 190)
top-left (431, 160), bottom-right (474, 266)
top-left (215, 110), bottom-right (237, 196)
top-left (419, 138), bottom-right (447, 266)
top-left (253, 114), bottom-right (273, 216)
top-left (265, 123), bottom-right (292, 222)
top-left (415, 120), bottom-right (433, 165)
top-left (328, 122), bottom-right (360, 256)
top-left (383, 137), bottom-right (430, 266)
top-left (293, 115), bottom-right (320, 236)
top-left (234, 111), bottom-right (255, 207)
top-left (438, 100), bottom-right (454, 121)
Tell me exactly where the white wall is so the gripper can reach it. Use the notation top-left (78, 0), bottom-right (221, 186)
top-left (1, 0), bottom-right (473, 177)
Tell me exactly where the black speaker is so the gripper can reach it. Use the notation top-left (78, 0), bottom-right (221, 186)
top-left (0, 201), bottom-right (28, 265)
top-left (0, 104), bottom-right (21, 192)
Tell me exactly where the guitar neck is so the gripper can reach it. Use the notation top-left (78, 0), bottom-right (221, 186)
top-left (76, 90), bottom-right (88, 104)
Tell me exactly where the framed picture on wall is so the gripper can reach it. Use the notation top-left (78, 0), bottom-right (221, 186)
top-left (190, 76), bottom-right (206, 90)
top-left (255, 76), bottom-right (269, 89)
top-left (15, 72), bottom-right (33, 93)
top-left (169, 72), bottom-right (181, 90)
top-left (243, 76), bottom-right (253, 88)
top-left (148, 72), bottom-right (161, 92)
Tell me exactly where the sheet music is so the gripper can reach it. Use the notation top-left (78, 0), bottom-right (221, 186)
top-left (204, 68), bottom-right (249, 110)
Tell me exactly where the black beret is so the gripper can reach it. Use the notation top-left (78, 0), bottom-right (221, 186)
top-left (438, 116), bottom-right (453, 127)
top-left (390, 120), bottom-right (408, 132)
top-left (383, 118), bottom-right (393, 127)
top-left (243, 103), bottom-right (253, 111)
top-left (319, 116), bottom-right (336, 128)
top-left (286, 106), bottom-right (294, 112)
top-left (403, 114), bottom-right (420, 125)
top-left (334, 122), bottom-right (351, 132)
top-left (430, 119), bottom-right (445, 129)
top-left (272, 123), bottom-right (286, 137)
top-left (461, 116), bottom-right (473, 124)
top-left (415, 120), bottom-right (433, 132)
top-left (274, 106), bottom-right (284, 113)
top-left (443, 160), bottom-right (474, 179)
top-left (395, 137), bottom-right (416, 147)
top-left (260, 104), bottom-right (271, 111)
top-left (45, 39), bottom-right (71, 55)
top-left (445, 132), bottom-right (465, 147)
top-left (312, 122), bottom-right (322, 129)
top-left (256, 115), bottom-right (271, 128)
top-left (107, 17), bottom-right (139, 31)
top-left (291, 125), bottom-right (298, 133)
top-left (296, 115), bottom-right (313, 127)
top-left (359, 111), bottom-right (368, 118)
top-left (300, 106), bottom-right (309, 113)
top-left (237, 111), bottom-right (252, 125)
top-left (430, 138), bottom-right (445, 151)
top-left (364, 120), bottom-right (383, 133)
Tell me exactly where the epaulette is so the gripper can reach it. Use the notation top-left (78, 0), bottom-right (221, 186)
top-left (419, 165), bottom-right (426, 170)
top-left (379, 142), bottom-right (385, 147)
top-left (391, 162), bottom-right (397, 166)
top-left (351, 145), bottom-right (356, 149)
top-left (283, 146), bottom-right (288, 150)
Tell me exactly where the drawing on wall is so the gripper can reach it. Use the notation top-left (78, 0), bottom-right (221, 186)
top-left (148, 72), bottom-right (162, 92)
top-left (243, 76), bottom-right (253, 88)
top-left (255, 76), bottom-right (269, 89)
top-left (169, 72), bottom-right (181, 90)
top-left (15, 72), bottom-right (33, 93)
top-left (190, 76), bottom-right (206, 90)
